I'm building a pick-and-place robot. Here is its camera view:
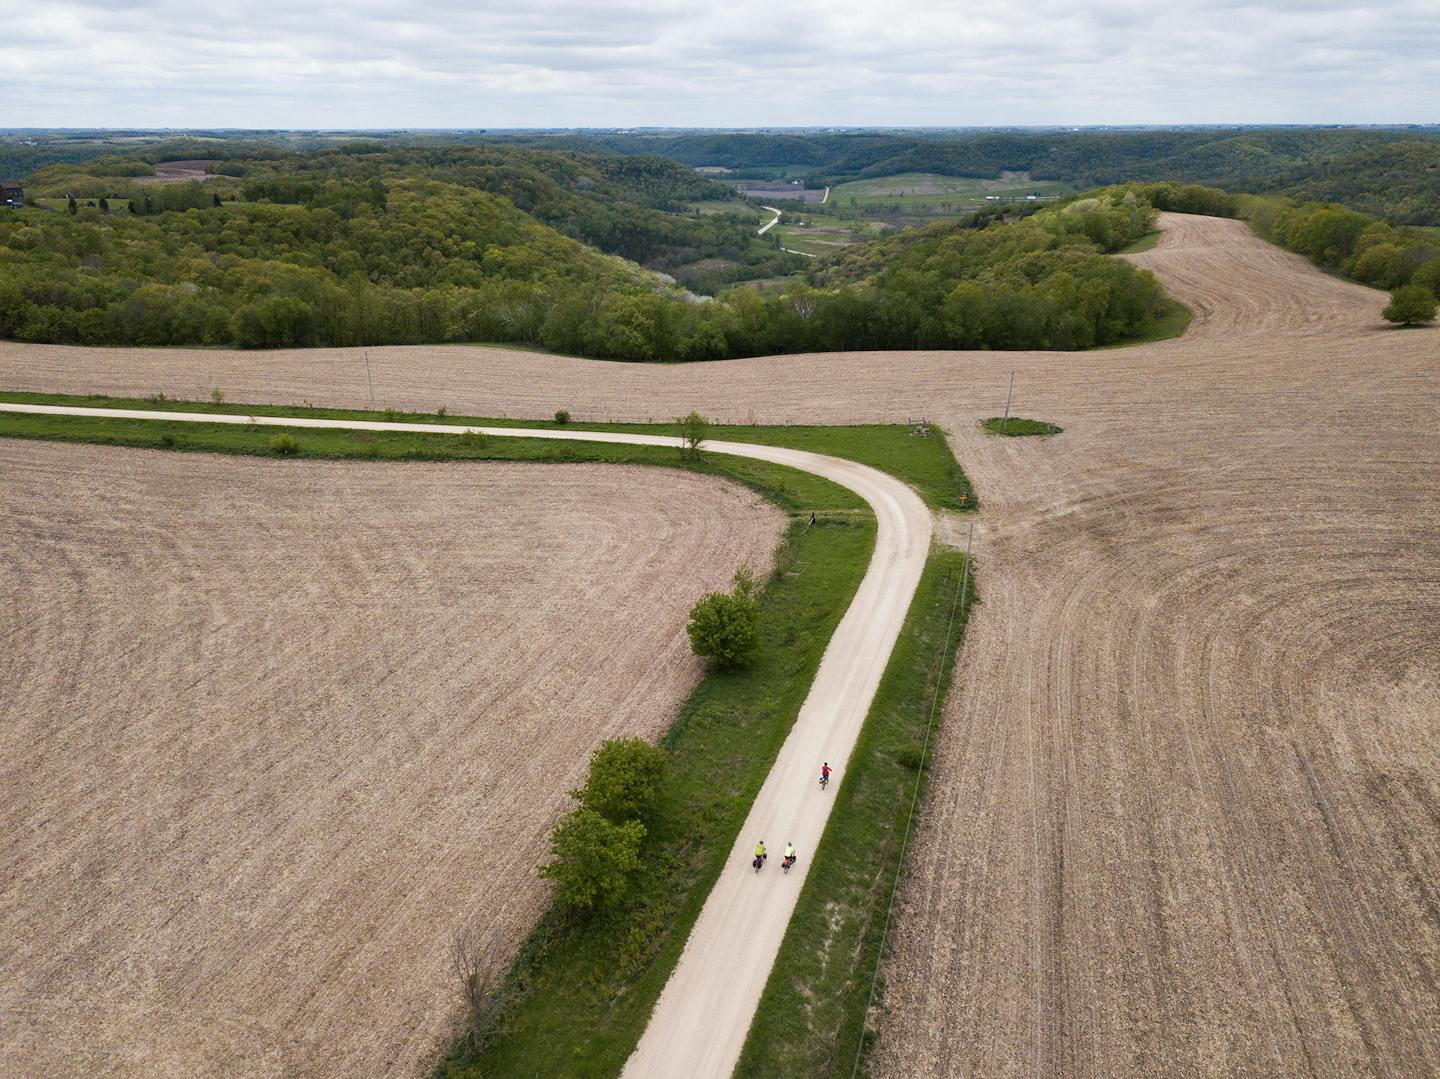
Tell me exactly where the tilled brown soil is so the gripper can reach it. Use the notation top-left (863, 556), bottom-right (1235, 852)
top-left (873, 215), bottom-right (1440, 1079)
top-left (0, 447), bottom-right (783, 1079)
top-left (2, 213), bottom-right (1438, 1075)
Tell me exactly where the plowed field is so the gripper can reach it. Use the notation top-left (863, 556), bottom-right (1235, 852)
top-left (0, 446), bottom-right (783, 1078)
top-left (2, 212), bottom-right (1437, 1076)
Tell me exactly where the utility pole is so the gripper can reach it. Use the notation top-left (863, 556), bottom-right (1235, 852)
top-left (364, 350), bottom-right (376, 410)
top-left (1002, 370), bottom-right (1015, 434)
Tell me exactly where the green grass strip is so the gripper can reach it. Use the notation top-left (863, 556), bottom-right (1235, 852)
top-left (0, 406), bottom-right (859, 515)
top-left (734, 548), bottom-right (974, 1078)
top-left (444, 516), bottom-right (875, 1078)
top-left (0, 392), bottom-right (975, 511)
top-left (1116, 229), bottom-right (1160, 254)
top-left (982, 416), bottom-right (1064, 437)
top-left (1095, 297), bottom-right (1191, 348)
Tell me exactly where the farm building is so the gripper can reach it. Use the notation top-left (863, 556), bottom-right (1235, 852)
top-left (1, 184), bottom-right (23, 209)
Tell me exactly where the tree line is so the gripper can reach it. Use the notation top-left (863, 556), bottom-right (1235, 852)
top-left (0, 180), bottom-right (1180, 357)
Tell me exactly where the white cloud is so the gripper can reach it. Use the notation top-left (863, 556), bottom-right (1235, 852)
top-left (3, 0), bottom-right (1438, 127)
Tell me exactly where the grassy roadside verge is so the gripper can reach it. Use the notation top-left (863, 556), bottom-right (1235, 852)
top-left (0, 392), bottom-right (975, 511)
top-left (735, 549), bottom-right (974, 1078)
top-left (449, 515), bottom-right (874, 1078)
top-left (0, 406), bottom-right (857, 515)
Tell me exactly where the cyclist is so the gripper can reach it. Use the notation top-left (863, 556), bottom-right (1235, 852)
top-left (820, 762), bottom-right (832, 788)
top-left (783, 842), bottom-right (797, 868)
top-left (754, 840), bottom-right (767, 861)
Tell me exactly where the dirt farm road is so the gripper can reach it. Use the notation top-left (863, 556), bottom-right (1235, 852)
top-left (0, 405), bottom-right (932, 1079)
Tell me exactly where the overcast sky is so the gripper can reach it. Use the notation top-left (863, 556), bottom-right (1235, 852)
top-left (6, 0), bottom-right (1438, 129)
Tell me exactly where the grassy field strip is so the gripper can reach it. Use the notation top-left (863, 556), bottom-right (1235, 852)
top-left (0, 392), bottom-right (978, 512)
top-left (736, 548), bottom-right (974, 1077)
top-left (0, 399), bottom-right (934, 1078)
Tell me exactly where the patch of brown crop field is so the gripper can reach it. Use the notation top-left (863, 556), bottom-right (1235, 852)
top-left (0, 445), bottom-right (784, 1079)
top-left (132, 159), bottom-right (220, 184)
top-left (2, 212), bottom-right (1438, 1075)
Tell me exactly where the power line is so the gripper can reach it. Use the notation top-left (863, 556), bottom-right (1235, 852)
top-left (849, 521), bottom-right (975, 1079)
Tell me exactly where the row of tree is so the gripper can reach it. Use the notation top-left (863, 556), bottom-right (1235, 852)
top-left (1243, 196), bottom-right (1440, 299)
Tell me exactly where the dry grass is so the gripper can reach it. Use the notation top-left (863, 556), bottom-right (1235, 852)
top-left (1, 213), bottom-right (1438, 1075)
top-left (0, 446), bottom-right (783, 1079)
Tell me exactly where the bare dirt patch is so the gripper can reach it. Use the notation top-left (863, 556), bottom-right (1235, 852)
top-left (0, 445), bottom-right (784, 1079)
top-left (2, 214), bottom-right (1438, 1074)
top-left (133, 160), bottom-right (219, 185)
top-left (735, 183), bottom-right (826, 202)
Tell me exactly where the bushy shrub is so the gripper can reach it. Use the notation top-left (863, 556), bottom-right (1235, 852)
top-left (554, 409), bottom-right (571, 424)
top-left (269, 433), bottom-right (299, 455)
top-left (896, 744), bottom-right (927, 770)
top-left (1383, 283), bottom-right (1438, 326)
top-left (573, 738), bottom-right (667, 824)
top-left (539, 808), bottom-right (645, 913)
top-left (687, 567), bottom-right (761, 669)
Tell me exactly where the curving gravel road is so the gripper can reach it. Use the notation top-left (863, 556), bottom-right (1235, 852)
top-left (0, 402), bottom-right (933, 1079)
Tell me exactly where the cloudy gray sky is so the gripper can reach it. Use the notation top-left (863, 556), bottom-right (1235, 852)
top-left (6, 0), bottom-right (1438, 128)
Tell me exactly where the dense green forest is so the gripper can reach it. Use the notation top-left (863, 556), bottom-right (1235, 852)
top-left (1240, 195), bottom-right (1440, 296)
top-left (807, 192), bottom-right (1170, 350)
top-left (10, 126), bottom-right (1440, 224)
top-left (0, 164), bottom-right (1176, 356)
top-left (11, 130), bottom-right (1425, 360)
top-left (481, 128), bottom-right (1440, 226)
top-left (1245, 141), bottom-right (1440, 225)
top-left (18, 142), bottom-right (801, 292)
top-left (482, 127), bottom-right (1440, 198)
top-left (0, 178), bottom-right (661, 348)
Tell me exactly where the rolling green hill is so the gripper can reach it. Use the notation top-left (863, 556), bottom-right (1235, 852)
top-left (0, 178), bottom-right (659, 348)
top-left (1248, 140), bottom-right (1440, 225)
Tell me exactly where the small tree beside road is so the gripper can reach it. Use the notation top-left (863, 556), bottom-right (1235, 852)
top-left (539, 808), bottom-right (645, 914)
top-left (572, 737), bottom-right (667, 824)
top-left (678, 410), bottom-right (709, 457)
top-left (687, 566), bottom-right (761, 670)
